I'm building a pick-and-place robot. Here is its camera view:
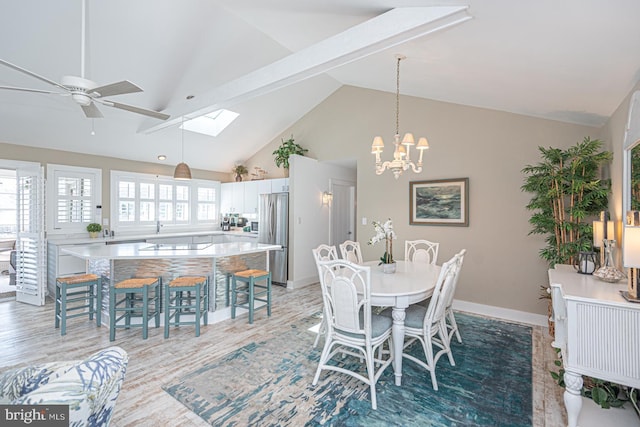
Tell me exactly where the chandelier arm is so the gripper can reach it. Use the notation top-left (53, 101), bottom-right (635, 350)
top-left (407, 161), bottom-right (422, 174)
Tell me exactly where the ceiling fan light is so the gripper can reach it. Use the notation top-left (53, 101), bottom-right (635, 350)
top-left (173, 162), bottom-right (192, 180)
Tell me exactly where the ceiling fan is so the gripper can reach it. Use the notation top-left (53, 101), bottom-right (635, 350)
top-left (0, 0), bottom-right (169, 121)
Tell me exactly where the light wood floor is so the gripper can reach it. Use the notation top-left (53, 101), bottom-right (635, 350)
top-left (0, 285), bottom-right (565, 426)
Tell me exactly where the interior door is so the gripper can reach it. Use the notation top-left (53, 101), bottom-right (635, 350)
top-left (15, 164), bottom-right (46, 306)
top-left (330, 181), bottom-right (356, 246)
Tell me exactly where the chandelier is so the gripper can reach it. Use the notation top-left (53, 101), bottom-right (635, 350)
top-left (371, 55), bottom-right (429, 179)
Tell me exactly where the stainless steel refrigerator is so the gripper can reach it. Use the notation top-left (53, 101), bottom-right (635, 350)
top-left (258, 193), bottom-right (288, 285)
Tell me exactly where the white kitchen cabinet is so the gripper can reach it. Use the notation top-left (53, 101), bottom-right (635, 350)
top-left (220, 178), bottom-right (289, 215)
top-left (271, 178), bottom-right (289, 193)
top-left (257, 180), bottom-right (272, 194)
top-left (223, 234), bottom-right (258, 243)
top-left (243, 181), bottom-right (259, 214)
top-left (220, 182), bottom-right (245, 213)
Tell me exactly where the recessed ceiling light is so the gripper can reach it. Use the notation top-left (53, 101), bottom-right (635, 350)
top-left (186, 95), bottom-right (195, 100)
top-left (181, 109), bottom-right (239, 137)
top-left (157, 155), bottom-right (167, 161)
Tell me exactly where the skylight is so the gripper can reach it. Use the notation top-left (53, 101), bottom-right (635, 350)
top-left (180, 109), bottom-right (239, 137)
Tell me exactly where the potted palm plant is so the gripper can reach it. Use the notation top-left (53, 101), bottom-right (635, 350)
top-left (232, 165), bottom-right (248, 182)
top-left (521, 136), bottom-right (611, 267)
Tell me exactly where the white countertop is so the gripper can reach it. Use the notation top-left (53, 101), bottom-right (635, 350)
top-left (48, 229), bottom-right (258, 245)
top-left (61, 241), bottom-right (279, 260)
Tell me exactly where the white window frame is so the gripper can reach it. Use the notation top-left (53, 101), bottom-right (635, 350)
top-left (47, 164), bottom-right (102, 235)
top-left (110, 171), bottom-right (219, 233)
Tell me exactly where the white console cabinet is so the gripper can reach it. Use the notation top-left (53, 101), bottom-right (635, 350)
top-left (549, 265), bottom-right (640, 427)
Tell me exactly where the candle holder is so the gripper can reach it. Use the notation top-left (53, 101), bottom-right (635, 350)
top-left (575, 250), bottom-right (598, 274)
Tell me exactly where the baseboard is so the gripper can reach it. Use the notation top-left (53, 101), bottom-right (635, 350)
top-left (452, 299), bottom-right (548, 327)
top-left (286, 275), bottom-right (318, 290)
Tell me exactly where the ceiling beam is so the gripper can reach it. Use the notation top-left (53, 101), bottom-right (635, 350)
top-left (139, 6), bottom-right (472, 134)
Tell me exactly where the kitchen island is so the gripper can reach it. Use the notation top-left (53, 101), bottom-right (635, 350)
top-left (61, 241), bottom-right (280, 323)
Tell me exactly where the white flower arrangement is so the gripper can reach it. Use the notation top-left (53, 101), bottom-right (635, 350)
top-left (368, 218), bottom-right (396, 264)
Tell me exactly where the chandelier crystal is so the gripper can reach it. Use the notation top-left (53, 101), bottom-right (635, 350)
top-left (372, 55), bottom-right (429, 179)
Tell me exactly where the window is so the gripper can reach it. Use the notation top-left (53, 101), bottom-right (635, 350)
top-left (197, 187), bottom-right (217, 221)
top-left (0, 170), bottom-right (16, 236)
top-left (111, 171), bottom-right (219, 232)
top-left (47, 165), bottom-right (102, 234)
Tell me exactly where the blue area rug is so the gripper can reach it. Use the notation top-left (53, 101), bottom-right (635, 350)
top-left (162, 313), bottom-right (532, 426)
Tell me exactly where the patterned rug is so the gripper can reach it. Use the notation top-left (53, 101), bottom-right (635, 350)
top-left (162, 313), bottom-right (532, 426)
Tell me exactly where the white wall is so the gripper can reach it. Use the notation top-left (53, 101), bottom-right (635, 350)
top-left (287, 154), bottom-right (356, 288)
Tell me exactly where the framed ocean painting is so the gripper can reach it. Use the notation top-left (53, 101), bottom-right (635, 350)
top-left (409, 178), bottom-right (469, 226)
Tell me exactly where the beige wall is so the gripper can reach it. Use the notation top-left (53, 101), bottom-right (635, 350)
top-left (247, 85), bottom-right (603, 315)
top-left (0, 142), bottom-right (228, 218)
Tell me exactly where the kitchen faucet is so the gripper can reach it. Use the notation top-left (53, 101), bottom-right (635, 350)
top-left (156, 220), bottom-right (162, 233)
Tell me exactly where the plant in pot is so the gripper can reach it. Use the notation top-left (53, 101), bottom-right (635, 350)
top-left (521, 136), bottom-right (611, 268)
top-left (368, 218), bottom-right (396, 273)
top-left (522, 137), bottom-right (611, 332)
top-left (232, 165), bottom-right (248, 182)
top-left (272, 135), bottom-right (308, 176)
top-left (86, 223), bottom-right (102, 238)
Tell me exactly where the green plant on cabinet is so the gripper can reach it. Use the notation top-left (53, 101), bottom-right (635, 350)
top-left (273, 135), bottom-right (308, 170)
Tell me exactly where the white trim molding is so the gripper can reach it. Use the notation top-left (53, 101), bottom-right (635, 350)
top-left (452, 299), bottom-right (548, 327)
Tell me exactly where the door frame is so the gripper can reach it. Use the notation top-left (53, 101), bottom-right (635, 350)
top-left (329, 178), bottom-right (356, 246)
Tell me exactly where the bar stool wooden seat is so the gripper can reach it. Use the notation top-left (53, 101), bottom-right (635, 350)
top-left (109, 277), bottom-right (160, 341)
top-left (55, 273), bottom-right (101, 336)
top-left (231, 269), bottom-right (272, 324)
top-left (164, 276), bottom-right (209, 338)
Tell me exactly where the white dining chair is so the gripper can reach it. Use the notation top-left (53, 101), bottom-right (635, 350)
top-left (382, 254), bottom-right (458, 391)
top-left (405, 239), bottom-right (439, 264)
top-left (312, 259), bottom-right (393, 410)
top-left (311, 244), bottom-right (339, 348)
top-left (339, 240), bottom-right (364, 264)
top-left (445, 249), bottom-right (466, 344)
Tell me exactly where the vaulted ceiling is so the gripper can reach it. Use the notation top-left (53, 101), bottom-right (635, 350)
top-left (1, 0), bottom-right (639, 173)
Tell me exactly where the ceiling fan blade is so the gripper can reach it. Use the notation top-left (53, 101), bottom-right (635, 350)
top-left (0, 59), bottom-right (69, 92)
top-left (101, 100), bottom-right (169, 120)
top-left (0, 85), bottom-right (66, 95)
top-left (81, 102), bottom-right (103, 118)
top-left (90, 80), bottom-right (142, 98)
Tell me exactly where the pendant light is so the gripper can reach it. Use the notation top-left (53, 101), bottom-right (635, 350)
top-left (372, 54), bottom-right (429, 179)
top-left (174, 117), bottom-right (192, 180)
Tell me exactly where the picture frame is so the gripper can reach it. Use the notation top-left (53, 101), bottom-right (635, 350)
top-left (409, 178), bottom-right (469, 226)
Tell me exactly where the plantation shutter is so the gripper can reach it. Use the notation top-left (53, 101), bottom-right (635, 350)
top-left (15, 164), bottom-right (46, 306)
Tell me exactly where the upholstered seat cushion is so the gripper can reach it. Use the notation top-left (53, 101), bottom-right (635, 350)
top-left (0, 346), bottom-right (128, 426)
top-left (381, 304), bottom-right (427, 329)
top-left (336, 313), bottom-right (392, 339)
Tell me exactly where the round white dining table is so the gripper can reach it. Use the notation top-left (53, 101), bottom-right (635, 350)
top-left (365, 260), bottom-right (441, 386)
